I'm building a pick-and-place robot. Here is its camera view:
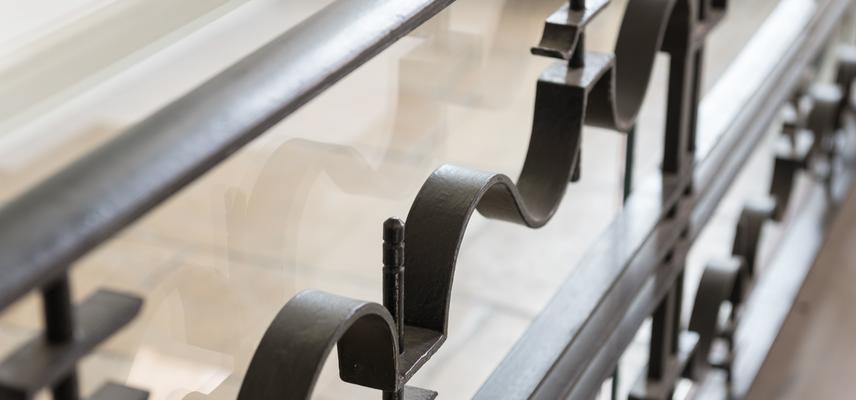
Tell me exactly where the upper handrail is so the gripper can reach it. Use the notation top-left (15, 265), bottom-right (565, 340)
top-left (0, 0), bottom-right (455, 309)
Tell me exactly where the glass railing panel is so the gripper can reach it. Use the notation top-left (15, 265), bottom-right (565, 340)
top-left (0, 0), bottom-right (792, 398)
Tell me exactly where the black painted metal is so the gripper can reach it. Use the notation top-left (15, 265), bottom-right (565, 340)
top-left (687, 259), bottom-right (740, 379)
top-left (480, 0), bottom-right (853, 398)
top-left (236, 290), bottom-right (438, 399)
top-left (0, 290), bottom-right (143, 399)
top-left (237, 0), bottom-right (724, 397)
top-left (234, 0), bottom-right (855, 399)
top-left (41, 277), bottom-right (79, 400)
top-left (0, 0), bottom-right (852, 398)
top-left (88, 383), bottom-right (149, 400)
top-left (0, 0), bottom-right (458, 312)
top-left (382, 218), bottom-right (406, 400)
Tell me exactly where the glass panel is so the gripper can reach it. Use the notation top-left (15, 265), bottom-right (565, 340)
top-left (0, 0), bottom-right (786, 398)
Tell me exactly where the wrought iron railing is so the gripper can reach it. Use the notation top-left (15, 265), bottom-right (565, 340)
top-left (0, 0), bottom-right (854, 399)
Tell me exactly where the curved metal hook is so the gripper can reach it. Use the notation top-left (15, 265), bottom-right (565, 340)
top-left (239, 0), bottom-right (721, 395)
top-left (403, 0), bottom-right (701, 335)
top-left (238, 290), bottom-right (399, 399)
top-left (588, 0), bottom-right (696, 131)
top-left (731, 199), bottom-right (774, 276)
top-left (771, 83), bottom-right (843, 220)
top-left (687, 258), bottom-right (741, 379)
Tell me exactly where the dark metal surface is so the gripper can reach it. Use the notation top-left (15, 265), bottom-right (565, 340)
top-left (41, 277), bottom-right (80, 400)
top-left (238, 0), bottom-right (727, 397)
top-left (478, 0), bottom-right (852, 398)
top-left (692, 105), bottom-right (856, 399)
top-left (687, 259), bottom-right (740, 379)
top-left (404, 53), bottom-right (612, 336)
top-left (0, 0), bottom-right (461, 311)
top-left (88, 383), bottom-right (149, 400)
top-left (0, 290), bottom-right (142, 399)
top-left (403, 0), bottom-right (715, 342)
top-left (382, 218), bottom-right (406, 400)
top-left (729, 199), bottom-right (774, 319)
top-left (531, 0), bottom-right (609, 60)
top-left (629, 332), bottom-right (698, 400)
top-left (237, 290), bottom-right (442, 399)
top-left (231, 0), bottom-right (855, 398)
top-left (0, 0), bottom-right (850, 397)
top-left (237, 290), bottom-right (398, 396)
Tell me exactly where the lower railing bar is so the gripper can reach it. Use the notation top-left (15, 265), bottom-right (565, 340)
top-left (476, 0), bottom-right (850, 398)
top-left (567, 234), bottom-right (693, 400)
top-left (691, 121), bottom-right (856, 399)
top-left (732, 128), bottom-right (856, 398)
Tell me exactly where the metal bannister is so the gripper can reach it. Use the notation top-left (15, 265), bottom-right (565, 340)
top-left (0, 0), bottom-right (853, 399)
top-left (0, 0), bottom-right (458, 311)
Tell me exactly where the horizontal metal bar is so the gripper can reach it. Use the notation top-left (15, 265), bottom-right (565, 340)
top-left (476, 0), bottom-right (851, 398)
top-left (692, 117), bottom-right (856, 399)
top-left (89, 383), bottom-right (149, 400)
top-left (0, 290), bottom-right (142, 399)
top-left (733, 136), bottom-right (856, 397)
top-left (0, 0), bottom-right (458, 310)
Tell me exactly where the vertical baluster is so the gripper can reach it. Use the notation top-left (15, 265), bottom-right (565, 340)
top-left (569, 0), bottom-right (586, 69)
top-left (383, 218), bottom-right (406, 400)
top-left (42, 275), bottom-right (79, 400)
top-left (623, 126), bottom-right (637, 202)
top-left (648, 272), bottom-right (677, 386)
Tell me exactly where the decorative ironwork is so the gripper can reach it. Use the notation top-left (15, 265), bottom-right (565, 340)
top-left (0, 0), bottom-right (852, 399)
top-left (0, 279), bottom-right (145, 399)
top-left (236, 0), bottom-right (729, 398)
top-left (237, 3), bottom-right (856, 400)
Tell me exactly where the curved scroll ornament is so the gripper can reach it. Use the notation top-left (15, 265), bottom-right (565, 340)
top-left (237, 290), bottom-right (400, 399)
top-left (686, 47), bottom-right (856, 386)
top-left (687, 200), bottom-right (772, 380)
top-left (404, 0), bottom-right (712, 336)
top-left (239, 0), bottom-right (727, 397)
top-left (686, 259), bottom-right (740, 379)
top-left (773, 46), bottom-right (856, 215)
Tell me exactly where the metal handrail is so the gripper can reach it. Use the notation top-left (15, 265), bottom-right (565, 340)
top-left (478, 0), bottom-right (853, 398)
top-left (0, 0), bottom-right (455, 309)
top-left (0, 0), bottom-right (852, 399)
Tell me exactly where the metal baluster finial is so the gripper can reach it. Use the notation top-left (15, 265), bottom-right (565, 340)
top-left (383, 218), bottom-right (406, 400)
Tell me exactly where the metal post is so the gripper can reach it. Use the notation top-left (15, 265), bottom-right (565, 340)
top-left (623, 126), bottom-right (637, 202)
top-left (383, 218), bottom-right (406, 400)
top-left (569, 0), bottom-right (586, 69)
top-left (648, 279), bottom-right (676, 383)
top-left (42, 275), bottom-right (79, 400)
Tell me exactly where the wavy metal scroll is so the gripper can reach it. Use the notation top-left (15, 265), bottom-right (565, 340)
top-left (687, 259), bottom-right (740, 379)
top-left (238, 290), bottom-right (400, 399)
top-left (240, 0), bottom-right (726, 396)
top-left (404, 0), bottom-right (706, 336)
top-left (688, 51), bottom-right (856, 382)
